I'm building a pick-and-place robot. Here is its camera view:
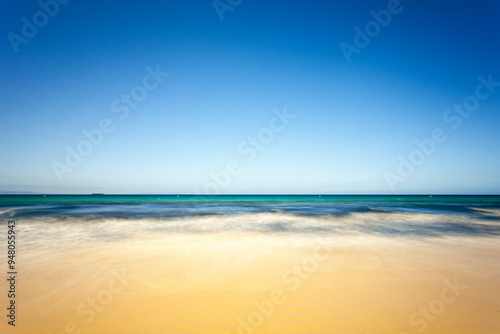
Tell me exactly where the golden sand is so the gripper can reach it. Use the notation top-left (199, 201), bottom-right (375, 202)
top-left (1, 233), bottom-right (499, 334)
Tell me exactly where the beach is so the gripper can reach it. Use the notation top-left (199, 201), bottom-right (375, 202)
top-left (1, 195), bottom-right (499, 333)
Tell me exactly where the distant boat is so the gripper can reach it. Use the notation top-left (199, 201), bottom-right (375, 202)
top-left (91, 193), bottom-right (104, 195)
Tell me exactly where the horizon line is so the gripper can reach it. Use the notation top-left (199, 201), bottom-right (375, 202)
top-left (1, 193), bottom-right (500, 196)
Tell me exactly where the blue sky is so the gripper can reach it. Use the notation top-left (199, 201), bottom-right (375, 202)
top-left (1, 0), bottom-right (499, 194)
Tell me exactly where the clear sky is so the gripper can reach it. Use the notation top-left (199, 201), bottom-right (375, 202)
top-left (1, 0), bottom-right (499, 194)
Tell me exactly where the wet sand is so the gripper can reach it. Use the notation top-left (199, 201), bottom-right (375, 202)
top-left (1, 232), bottom-right (500, 334)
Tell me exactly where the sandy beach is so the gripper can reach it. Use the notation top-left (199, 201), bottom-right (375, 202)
top-left (2, 230), bottom-right (499, 334)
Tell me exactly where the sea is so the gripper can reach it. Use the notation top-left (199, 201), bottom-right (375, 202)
top-left (1, 194), bottom-right (500, 237)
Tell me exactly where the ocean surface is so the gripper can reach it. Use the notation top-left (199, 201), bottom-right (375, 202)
top-left (1, 194), bottom-right (500, 237)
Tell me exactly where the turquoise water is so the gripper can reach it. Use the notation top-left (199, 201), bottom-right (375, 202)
top-left (2, 194), bottom-right (500, 204)
top-left (1, 195), bottom-right (499, 237)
